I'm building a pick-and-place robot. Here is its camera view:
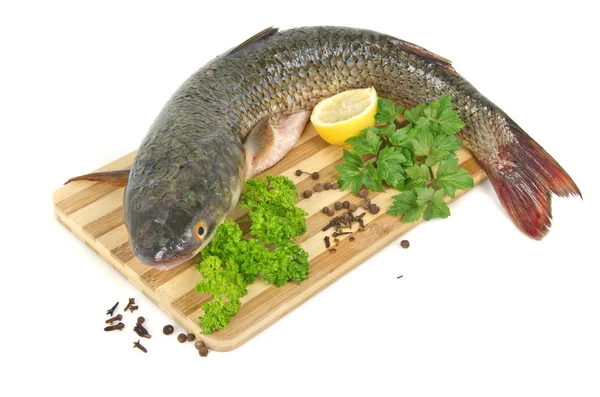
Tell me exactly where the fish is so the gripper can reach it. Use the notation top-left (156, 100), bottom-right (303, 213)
top-left (67, 26), bottom-right (580, 270)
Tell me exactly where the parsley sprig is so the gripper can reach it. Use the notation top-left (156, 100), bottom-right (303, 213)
top-left (335, 94), bottom-right (474, 222)
top-left (195, 175), bottom-right (309, 334)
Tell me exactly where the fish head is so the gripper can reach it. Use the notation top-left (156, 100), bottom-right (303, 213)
top-left (125, 142), bottom-right (246, 270)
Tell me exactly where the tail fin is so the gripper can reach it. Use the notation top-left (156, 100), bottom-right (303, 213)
top-left (483, 119), bottom-right (581, 239)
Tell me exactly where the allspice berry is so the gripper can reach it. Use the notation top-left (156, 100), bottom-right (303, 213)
top-left (314, 183), bottom-right (324, 192)
top-left (303, 190), bottom-right (313, 198)
top-left (163, 325), bottom-right (174, 335)
top-left (369, 204), bottom-right (380, 214)
top-left (400, 240), bottom-right (410, 249)
top-left (349, 204), bottom-right (358, 212)
top-left (342, 200), bottom-right (350, 209)
top-left (311, 172), bottom-right (320, 180)
top-left (331, 182), bottom-right (340, 189)
top-left (177, 333), bottom-right (187, 343)
top-left (358, 187), bottom-right (369, 198)
top-left (334, 202), bottom-right (343, 210)
top-left (187, 333), bottom-right (196, 342)
top-left (324, 182), bottom-right (332, 190)
top-left (198, 346), bottom-right (209, 357)
top-left (327, 209), bottom-right (335, 216)
top-left (295, 169), bottom-right (302, 176)
top-left (322, 206), bottom-right (330, 214)
top-left (195, 340), bottom-right (206, 350)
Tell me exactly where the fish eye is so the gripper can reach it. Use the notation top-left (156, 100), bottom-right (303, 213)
top-left (195, 221), bottom-right (207, 240)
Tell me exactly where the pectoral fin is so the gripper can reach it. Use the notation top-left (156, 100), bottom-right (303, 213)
top-left (65, 168), bottom-right (130, 185)
top-left (244, 111), bottom-right (311, 177)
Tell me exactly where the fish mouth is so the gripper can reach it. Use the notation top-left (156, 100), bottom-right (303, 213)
top-left (131, 244), bottom-right (200, 271)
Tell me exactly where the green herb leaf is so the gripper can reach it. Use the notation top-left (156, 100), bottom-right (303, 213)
top-left (388, 190), bottom-right (425, 222)
top-left (436, 106), bottom-right (465, 135)
top-left (375, 98), bottom-right (404, 123)
top-left (346, 128), bottom-right (381, 155)
top-left (411, 129), bottom-right (433, 157)
top-left (403, 164), bottom-right (430, 190)
top-left (436, 158), bottom-right (474, 198)
top-left (423, 189), bottom-right (451, 220)
top-left (336, 162), bottom-right (365, 195)
top-left (404, 103), bottom-right (427, 124)
top-left (376, 147), bottom-right (407, 189)
top-left (363, 162), bottom-right (385, 192)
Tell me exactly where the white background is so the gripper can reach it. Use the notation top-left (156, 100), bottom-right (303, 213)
top-left (1, 1), bottom-right (598, 396)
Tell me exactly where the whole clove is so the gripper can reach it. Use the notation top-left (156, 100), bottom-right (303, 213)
top-left (106, 302), bottom-right (119, 316)
top-left (135, 317), bottom-right (151, 338)
top-left (104, 322), bottom-right (125, 332)
top-left (133, 326), bottom-right (148, 338)
top-left (332, 231), bottom-right (351, 237)
top-left (133, 340), bottom-right (147, 353)
top-left (105, 314), bottom-right (123, 324)
top-left (349, 236), bottom-right (355, 241)
top-left (358, 218), bottom-right (365, 231)
top-left (329, 248), bottom-right (337, 253)
top-left (124, 298), bottom-right (135, 312)
top-left (324, 236), bottom-right (331, 249)
top-left (129, 305), bottom-right (139, 313)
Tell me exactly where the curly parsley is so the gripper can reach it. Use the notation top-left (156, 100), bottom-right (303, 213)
top-left (195, 175), bottom-right (309, 334)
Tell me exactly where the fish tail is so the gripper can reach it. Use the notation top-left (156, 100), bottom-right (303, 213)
top-left (481, 119), bottom-right (581, 239)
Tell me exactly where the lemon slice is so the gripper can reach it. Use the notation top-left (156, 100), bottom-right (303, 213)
top-left (310, 87), bottom-right (378, 146)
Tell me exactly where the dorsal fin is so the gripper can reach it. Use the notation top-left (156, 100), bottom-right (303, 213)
top-left (228, 27), bottom-right (279, 55)
top-left (389, 38), bottom-right (457, 74)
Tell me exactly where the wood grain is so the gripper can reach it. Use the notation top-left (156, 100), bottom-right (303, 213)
top-left (53, 123), bottom-right (486, 351)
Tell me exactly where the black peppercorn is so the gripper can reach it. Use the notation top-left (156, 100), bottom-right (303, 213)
top-left (400, 240), bottom-right (410, 249)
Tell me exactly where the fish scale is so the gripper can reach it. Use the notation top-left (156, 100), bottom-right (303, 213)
top-left (61, 26), bottom-right (579, 269)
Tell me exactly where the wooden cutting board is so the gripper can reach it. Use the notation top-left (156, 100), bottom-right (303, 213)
top-left (53, 123), bottom-right (486, 351)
